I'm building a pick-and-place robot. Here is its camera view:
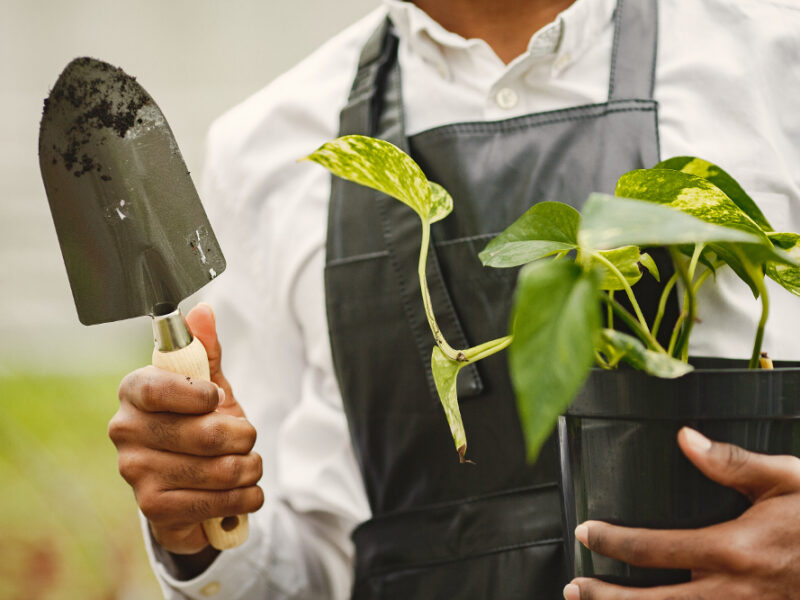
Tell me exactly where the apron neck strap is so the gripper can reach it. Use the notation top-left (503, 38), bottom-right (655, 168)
top-left (608, 0), bottom-right (659, 101)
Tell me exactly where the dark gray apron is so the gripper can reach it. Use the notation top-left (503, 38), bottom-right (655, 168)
top-left (325, 1), bottom-right (667, 597)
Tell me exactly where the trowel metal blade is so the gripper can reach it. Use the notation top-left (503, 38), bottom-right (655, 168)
top-left (38, 57), bottom-right (225, 325)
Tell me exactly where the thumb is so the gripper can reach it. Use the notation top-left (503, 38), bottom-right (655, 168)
top-left (678, 427), bottom-right (800, 502)
top-left (185, 303), bottom-right (241, 416)
top-left (185, 302), bottom-right (221, 376)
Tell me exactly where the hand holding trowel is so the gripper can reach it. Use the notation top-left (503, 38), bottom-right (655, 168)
top-left (39, 57), bottom-right (248, 550)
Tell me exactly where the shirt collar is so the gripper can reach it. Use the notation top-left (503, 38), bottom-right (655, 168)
top-left (383, 0), bottom-right (617, 78)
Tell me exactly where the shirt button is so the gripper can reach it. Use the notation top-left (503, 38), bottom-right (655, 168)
top-left (555, 53), bottom-right (571, 72)
top-left (494, 87), bottom-right (519, 109)
top-left (200, 582), bottom-right (221, 596)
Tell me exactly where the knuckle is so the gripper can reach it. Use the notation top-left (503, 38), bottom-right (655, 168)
top-left (117, 453), bottom-right (147, 484)
top-left (253, 453), bottom-right (263, 481)
top-left (719, 529), bottom-right (760, 573)
top-left (722, 443), bottom-right (751, 475)
top-left (201, 421), bottom-right (229, 452)
top-left (200, 384), bottom-right (219, 413)
top-left (215, 455), bottom-right (242, 487)
top-left (251, 486), bottom-right (265, 512)
top-left (242, 421), bottom-right (257, 450)
top-left (776, 454), bottom-right (800, 484)
top-left (139, 489), bottom-right (170, 523)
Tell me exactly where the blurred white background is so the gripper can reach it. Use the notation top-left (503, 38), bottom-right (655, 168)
top-left (1, 0), bottom-right (377, 375)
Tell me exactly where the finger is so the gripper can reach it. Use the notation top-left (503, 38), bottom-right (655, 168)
top-left (119, 450), bottom-right (262, 491)
top-left (678, 427), bottom-right (800, 501)
top-left (575, 520), bottom-right (735, 571)
top-left (150, 522), bottom-right (210, 555)
top-left (119, 366), bottom-right (221, 414)
top-left (141, 486), bottom-right (264, 525)
top-left (566, 576), bottom-right (718, 600)
top-left (185, 303), bottom-right (242, 417)
top-left (112, 410), bottom-right (257, 456)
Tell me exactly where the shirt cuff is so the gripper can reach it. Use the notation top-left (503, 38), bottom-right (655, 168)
top-left (141, 513), bottom-right (265, 600)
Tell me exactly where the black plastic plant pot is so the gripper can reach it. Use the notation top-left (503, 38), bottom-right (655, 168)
top-left (559, 357), bottom-right (800, 587)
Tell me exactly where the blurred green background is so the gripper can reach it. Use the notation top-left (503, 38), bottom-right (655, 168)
top-left (1, 1), bottom-right (375, 597)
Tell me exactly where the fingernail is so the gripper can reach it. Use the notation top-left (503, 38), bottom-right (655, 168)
top-left (563, 583), bottom-right (581, 600)
top-left (683, 427), bottom-right (711, 452)
top-left (217, 386), bottom-right (226, 407)
top-left (575, 524), bottom-right (588, 546)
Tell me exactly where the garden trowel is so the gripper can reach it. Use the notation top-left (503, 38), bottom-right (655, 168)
top-left (38, 57), bottom-right (247, 550)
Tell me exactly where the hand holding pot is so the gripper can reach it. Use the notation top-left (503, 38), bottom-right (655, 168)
top-left (109, 304), bottom-right (264, 561)
top-left (563, 427), bottom-right (800, 599)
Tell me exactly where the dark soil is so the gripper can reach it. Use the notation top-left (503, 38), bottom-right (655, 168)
top-left (41, 57), bottom-right (151, 178)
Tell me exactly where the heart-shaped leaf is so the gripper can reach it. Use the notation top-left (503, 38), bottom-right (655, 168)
top-left (655, 157), bottom-right (772, 231)
top-left (766, 232), bottom-right (800, 296)
top-left (431, 347), bottom-right (468, 461)
top-left (509, 260), bottom-right (600, 461)
top-left (305, 135), bottom-right (439, 222)
top-left (479, 202), bottom-right (580, 267)
top-left (600, 329), bottom-right (693, 378)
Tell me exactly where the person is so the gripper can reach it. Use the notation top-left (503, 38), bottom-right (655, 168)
top-left (108, 0), bottom-right (800, 598)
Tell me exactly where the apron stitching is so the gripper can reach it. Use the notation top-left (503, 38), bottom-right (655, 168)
top-left (357, 537), bottom-right (565, 581)
top-left (416, 104), bottom-right (655, 139)
top-left (608, 0), bottom-right (624, 100)
top-left (327, 249), bottom-right (390, 267)
top-left (354, 482), bottom-right (559, 526)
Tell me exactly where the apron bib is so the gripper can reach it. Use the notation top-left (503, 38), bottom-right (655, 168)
top-left (325, 2), bottom-right (666, 597)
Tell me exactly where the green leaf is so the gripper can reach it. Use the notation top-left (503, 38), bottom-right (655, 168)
top-left (509, 261), bottom-right (600, 462)
top-left (428, 181), bottom-right (454, 224)
top-left (600, 329), bottom-right (694, 378)
top-left (639, 252), bottom-right (660, 282)
top-left (305, 135), bottom-right (437, 221)
top-left (615, 169), bottom-right (790, 295)
top-left (616, 169), bottom-right (767, 239)
top-left (656, 157), bottom-right (773, 231)
top-left (766, 232), bottom-right (800, 296)
top-left (579, 193), bottom-right (765, 249)
top-left (431, 347), bottom-right (468, 462)
top-left (591, 246), bottom-right (643, 291)
top-left (479, 202), bottom-right (580, 268)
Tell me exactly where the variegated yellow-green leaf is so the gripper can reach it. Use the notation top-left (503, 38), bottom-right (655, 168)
top-left (600, 329), bottom-right (693, 378)
top-left (591, 246), bottom-right (643, 291)
top-left (479, 201), bottom-right (580, 268)
top-left (616, 169), bottom-right (767, 239)
top-left (656, 157), bottom-right (772, 231)
top-left (766, 232), bottom-right (800, 296)
top-left (428, 181), bottom-right (454, 224)
top-left (431, 347), bottom-right (468, 462)
top-left (510, 260), bottom-right (600, 462)
top-left (305, 135), bottom-right (437, 221)
top-left (616, 170), bottom-right (791, 295)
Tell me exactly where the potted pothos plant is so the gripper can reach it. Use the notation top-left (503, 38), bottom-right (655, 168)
top-left (305, 136), bottom-right (800, 586)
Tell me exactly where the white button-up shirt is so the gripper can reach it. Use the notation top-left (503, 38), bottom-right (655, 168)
top-left (144, 0), bottom-right (800, 598)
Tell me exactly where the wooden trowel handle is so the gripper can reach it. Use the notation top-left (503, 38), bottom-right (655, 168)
top-left (151, 309), bottom-right (249, 551)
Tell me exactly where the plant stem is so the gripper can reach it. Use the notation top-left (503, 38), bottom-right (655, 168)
top-left (419, 221), bottom-right (465, 361)
top-left (463, 335), bottom-right (513, 363)
top-left (669, 247), bottom-right (696, 361)
top-left (607, 290), bottom-right (614, 329)
top-left (652, 272), bottom-right (678, 340)
top-left (600, 293), bottom-right (664, 352)
top-left (591, 251), bottom-right (649, 331)
top-left (738, 252), bottom-right (770, 369)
